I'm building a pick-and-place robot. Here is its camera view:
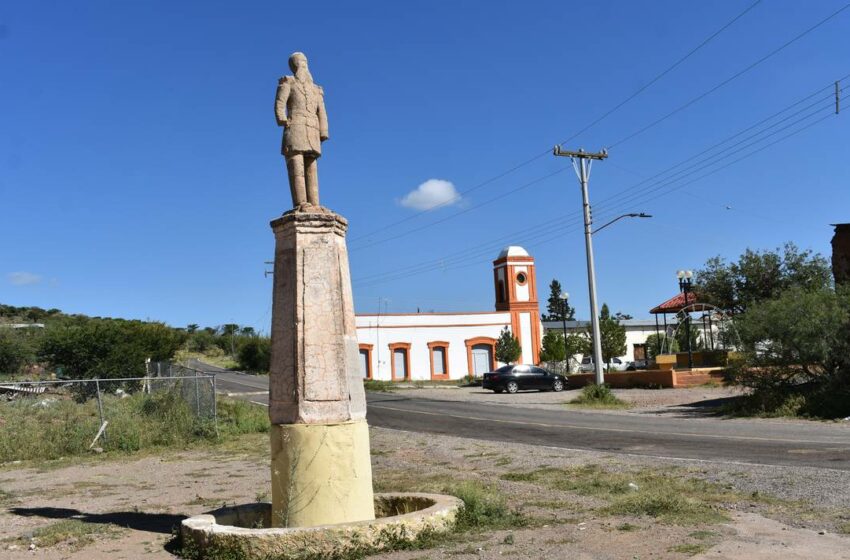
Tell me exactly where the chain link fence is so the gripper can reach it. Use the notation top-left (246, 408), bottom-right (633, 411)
top-left (0, 369), bottom-right (216, 458)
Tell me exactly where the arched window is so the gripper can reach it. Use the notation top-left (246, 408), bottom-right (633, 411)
top-left (427, 341), bottom-right (450, 380)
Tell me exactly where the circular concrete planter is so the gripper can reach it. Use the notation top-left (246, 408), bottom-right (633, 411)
top-left (181, 493), bottom-right (462, 558)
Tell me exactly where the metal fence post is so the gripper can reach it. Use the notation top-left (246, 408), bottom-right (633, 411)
top-left (212, 373), bottom-right (218, 425)
top-left (194, 373), bottom-right (201, 417)
top-left (95, 378), bottom-right (108, 443)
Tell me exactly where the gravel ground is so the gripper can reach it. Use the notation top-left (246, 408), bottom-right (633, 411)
top-left (368, 426), bottom-right (850, 559)
top-left (2, 424), bottom-right (847, 560)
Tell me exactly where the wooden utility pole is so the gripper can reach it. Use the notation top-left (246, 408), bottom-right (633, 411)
top-left (553, 146), bottom-right (608, 385)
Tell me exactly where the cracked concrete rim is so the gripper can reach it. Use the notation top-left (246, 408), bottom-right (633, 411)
top-left (181, 492), bottom-right (462, 557)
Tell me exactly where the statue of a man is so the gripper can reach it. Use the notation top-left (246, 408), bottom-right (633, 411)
top-left (275, 52), bottom-right (329, 210)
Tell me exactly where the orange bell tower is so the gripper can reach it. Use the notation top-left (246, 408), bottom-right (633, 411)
top-left (493, 246), bottom-right (541, 364)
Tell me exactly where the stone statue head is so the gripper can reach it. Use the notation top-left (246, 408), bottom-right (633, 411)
top-left (288, 52), bottom-right (308, 73)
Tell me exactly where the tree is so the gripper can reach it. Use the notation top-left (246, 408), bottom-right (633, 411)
top-left (39, 319), bottom-right (185, 383)
top-left (495, 327), bottom-right (521, 365)
top-left (731, 285), bottom-right (850, 418)
top-left (645, 333), bottom-right (678, 359)
top-left (187, 330), bottom-right (216, 352)
top-left (539, 330), bottom-right (587, 364)
top-left (696, 243), bottom-right (832, 314)
top-left (674, 322), bottom-right (703, 354)
top-left (0, 331), bottom-right (30, 374)
top-left (614, 312), bottom-right (633, 320)
top-left (543, 279), bottom-right (574, 321)
top-left (587, 304), bottom-right (627, 370)
top-left (186, 324), bottom-right (199, 334)
top-left (237, 336), bottom-right (271, 372)
top-left (218, 323), bottom-right (241, 356)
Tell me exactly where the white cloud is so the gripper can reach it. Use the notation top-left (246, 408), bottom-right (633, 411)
top-left (7, 271), bottom-right (42, 286)
top-left (399, 179), bottom-right (461, 211)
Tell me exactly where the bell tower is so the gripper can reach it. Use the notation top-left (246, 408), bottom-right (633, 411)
top-left (493, 246), bottom-right (541, 364)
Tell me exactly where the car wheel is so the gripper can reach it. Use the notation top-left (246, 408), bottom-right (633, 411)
top-left (505, 381), bottom-right (519, 394)
top-left (493, 389), bottom-right (503, 394)
top-left (552, 379), bottom-right (564, 392)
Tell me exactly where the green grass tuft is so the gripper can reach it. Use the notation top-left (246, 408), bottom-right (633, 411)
top-left (450, 480), bottom-right (528, 531)
top-left (28, 520), bottom-right (123, 551)
top-left (568, 384), bottom-right (630, 409)
top-left (363, 379), bottom-right (396, 392)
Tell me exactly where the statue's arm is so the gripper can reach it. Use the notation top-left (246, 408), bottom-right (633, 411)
top-left (317, 86), bottom-right (329, 141)
top-left (274, 78), bottom-right (290, 126)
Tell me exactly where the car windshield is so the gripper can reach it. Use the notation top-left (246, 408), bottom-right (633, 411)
top-left (495, 365), bottom-right (513, 373)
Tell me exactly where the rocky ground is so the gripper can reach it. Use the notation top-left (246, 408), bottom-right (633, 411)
top-left (0, 399), bottom-right (848, 559)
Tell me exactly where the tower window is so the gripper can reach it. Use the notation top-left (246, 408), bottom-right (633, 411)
top-left (516, 272), bottom-right (527, 285)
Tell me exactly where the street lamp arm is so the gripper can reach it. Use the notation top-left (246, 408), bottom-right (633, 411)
top-left (592, 213), bottom-right (652, 235)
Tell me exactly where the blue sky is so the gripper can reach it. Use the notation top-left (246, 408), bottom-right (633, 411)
top-left (2, 1), bottom-right (849, 331)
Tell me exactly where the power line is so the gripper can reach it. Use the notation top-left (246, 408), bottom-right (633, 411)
top-left (353, 93), bottom-right (845, 288)
top-left (348, 2), bottom-right (762, 244)
top-left (558, 0), bottom-right (763, 147)
top-left (607, 2), bottom-right (850, 149)
top-left (360, 106), bottom-right (834, 287)
top-left (592, 100), bottom-right (837, 213)
top-left (352, 76), bottom-right (845, 284)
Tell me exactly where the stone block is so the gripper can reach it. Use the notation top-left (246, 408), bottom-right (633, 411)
top-left (268, 211), bottom-right (367, 425)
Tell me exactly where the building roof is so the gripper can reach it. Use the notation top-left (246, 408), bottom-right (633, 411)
top-left (649, 292), bottom-right (712, 314)
top-left (497, 245), bottom-right (529, 258)
top-left (542, 319), bottom-right (666, 330)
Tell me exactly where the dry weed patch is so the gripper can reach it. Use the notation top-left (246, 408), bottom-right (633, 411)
top-left (8, 519), bottom-right (125, 551)
top-left (502, 464), bottom-right (743, 525)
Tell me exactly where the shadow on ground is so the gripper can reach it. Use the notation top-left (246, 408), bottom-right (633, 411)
top-left (633, 395), bottom-right (743, 418)
top-left (9, 506), bottom-right (185, 535)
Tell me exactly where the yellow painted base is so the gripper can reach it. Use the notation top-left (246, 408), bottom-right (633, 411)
top-left (270, 419), bottom-right (375, 528)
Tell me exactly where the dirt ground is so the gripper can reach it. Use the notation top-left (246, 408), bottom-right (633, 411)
top-left (1, 420), bottom-right (848, 560)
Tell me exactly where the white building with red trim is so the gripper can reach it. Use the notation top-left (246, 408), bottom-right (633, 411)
top-left (355, 246), bottom-right (542, 381)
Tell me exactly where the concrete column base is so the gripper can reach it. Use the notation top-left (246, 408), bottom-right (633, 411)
top-left (271, 419), bottom-right (375, 528)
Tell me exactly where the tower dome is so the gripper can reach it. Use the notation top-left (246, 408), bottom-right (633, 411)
top-left (497, 245), bottom-right (530, 259)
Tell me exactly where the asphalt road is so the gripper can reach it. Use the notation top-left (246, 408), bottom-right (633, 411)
top-left (200, 366), bottom-right (850, 471)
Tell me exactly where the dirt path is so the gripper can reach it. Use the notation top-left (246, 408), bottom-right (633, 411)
top-left (1, 427), bottom-right (848, 559)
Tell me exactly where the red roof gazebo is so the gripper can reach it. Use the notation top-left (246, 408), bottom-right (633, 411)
top-left (649, 291), bottom-right (712, 315)
top-left (649, 291), bottom-right (718, 355)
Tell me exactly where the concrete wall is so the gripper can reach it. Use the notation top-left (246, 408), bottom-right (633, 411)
top-left (356, 312), bottom-right (512, 381)
top-left (567, 368), bottom-right (727, 389)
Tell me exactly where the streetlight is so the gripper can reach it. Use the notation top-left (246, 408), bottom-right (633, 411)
top-left (592, 213), bottom-right (652, 234)
top-left (559, 292), bottom-right (570, 374)
top-left (677, 270), bottom-right (694, 369)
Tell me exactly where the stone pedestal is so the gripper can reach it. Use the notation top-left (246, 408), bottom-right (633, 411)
top-left (268, 211), bottom-right (375, 528)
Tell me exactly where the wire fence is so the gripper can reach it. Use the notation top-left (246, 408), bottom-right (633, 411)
top-left (0, 369), bottom-right (216, 452)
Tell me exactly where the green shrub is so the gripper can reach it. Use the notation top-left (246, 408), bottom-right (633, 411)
top-left (236, 337), bottom-right (271, 373)
top-left (569, 384), bottom-right (628, 408)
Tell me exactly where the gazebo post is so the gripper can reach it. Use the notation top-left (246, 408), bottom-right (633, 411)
top-left (708, 313), bottom-right (715, 350)
top-left (654, 314), bottom-right (660, 356)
